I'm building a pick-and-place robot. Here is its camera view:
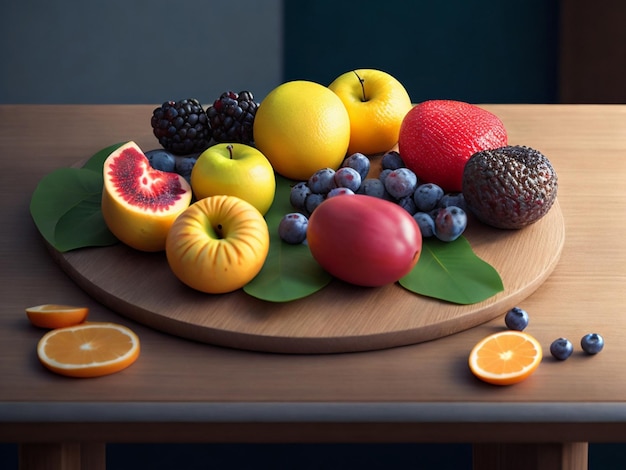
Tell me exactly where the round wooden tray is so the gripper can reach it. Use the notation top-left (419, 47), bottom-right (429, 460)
top-left (49, 198), bottom-right (564, 354)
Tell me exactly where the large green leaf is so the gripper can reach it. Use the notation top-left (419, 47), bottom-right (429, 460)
top-left (81, 142), bottom-right (126, 172)
top-left (244, 175), bottom-right (332, 302)
top-left (399, 236), bottom-right (504, 304)
top-left (29, 167), bottom-right (118, 251)
top-left (29, 143), bottom-right (124, 252)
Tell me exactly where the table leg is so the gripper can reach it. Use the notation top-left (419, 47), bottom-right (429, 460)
top-left (473, 442), bottom-right (588, 470)
top-left (19, 442), bottom-right (105, 470)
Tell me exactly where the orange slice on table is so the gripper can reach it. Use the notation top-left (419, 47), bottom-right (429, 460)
top-left (37, 322), bottom-right (140, 378)
top-left (26, 304), bottom-right (89, 329)
top-left (468, 330), bottom-right (543, 385)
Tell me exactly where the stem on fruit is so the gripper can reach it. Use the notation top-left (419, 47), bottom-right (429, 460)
top-left (353, 70), bottom-right (366, 102)
top-left (227, 144), bottom-right (234, 159)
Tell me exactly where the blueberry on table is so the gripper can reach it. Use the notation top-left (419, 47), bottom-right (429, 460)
top-left (174, 155), bottom-right (198, 183)
top-left (384, 168), bottom-right (418, 199)
top-left (397, 195), bottom-right (418, 215)
top-left (434, 205), bottom-right (467, 242)
top-left (581, 333), bottom-right (604, 354)
top-left (357, 178), bottom-right (387, 199)
top-left (278, 213), bottom-right (309, 245)
top-left (439, 192), bottom-right (467, 211)
top-left (304, 192), bottom-right (325, 215)
top-left (145, 149), bottom-right (177, 173)
top-left (308, 168), bottom-right (336, 195)
top-left (333, 167), bottom-right (362, 192)
top-left (504, 307), bottom-right (529, 331)
top-left (379, 168), bottom-right (393, 185)
top-left (381, 150), bottom-right (405, 170)
top-left (413, 183), bottom-right (444, 212)
top-left (327, 187), bottom-right (355, 198)
top-left (342, 152), bottom-right (370, 180)
top-left (289, 181), bottom-right (312, 212)
top-left (550, 338), bottom-right (574, 360)
top-left (413, 212), bottom-right (436, 238)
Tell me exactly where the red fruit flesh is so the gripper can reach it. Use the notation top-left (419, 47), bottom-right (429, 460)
top-left (101, 141), bottom-right (192, 252)
top-left (398, 100), bottom-right (507, 192)
top-left (107, 145), bottom-right (189, 212)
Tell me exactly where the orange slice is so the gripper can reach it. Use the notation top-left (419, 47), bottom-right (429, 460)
top-left (37, 322), bottom-right (140, 378)
top-left (469, 330), bottom-right (542, 385)
top-left (26, 304), bottom-right (89, 329)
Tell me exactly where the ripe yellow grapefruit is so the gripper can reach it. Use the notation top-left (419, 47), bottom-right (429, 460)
top-left (253, 80), bottom-right (351, 181)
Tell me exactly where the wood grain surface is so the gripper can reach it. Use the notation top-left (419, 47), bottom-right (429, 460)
top-left (42, 137), bottom-right (565, 353)
top-left (50, 200), bottom-right (564, 353)
top-left (4, 105), bottom-right (626, 450)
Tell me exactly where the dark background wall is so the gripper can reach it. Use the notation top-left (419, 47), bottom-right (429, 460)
top-left (0, 0), bottom-right (283, 104)
top-left (1, 1), bottom-right (563, 105)
top-left (283, 0), bottom-right (560, 104)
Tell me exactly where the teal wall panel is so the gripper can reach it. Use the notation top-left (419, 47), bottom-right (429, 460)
top-left (284, 1), bottom-right (559, 103)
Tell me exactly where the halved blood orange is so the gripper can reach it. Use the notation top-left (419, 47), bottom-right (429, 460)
top-left (101, 141), bottom-right (192, 252)
top-left (26, 304), bottom-right (89, 329)
top-left (469, 330), bottom-right (543, 385)
top-left (37, 322), bottom-right (140, 378)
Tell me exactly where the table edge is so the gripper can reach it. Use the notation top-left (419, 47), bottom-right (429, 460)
top-left (3, 402), bottom-right (626, 423)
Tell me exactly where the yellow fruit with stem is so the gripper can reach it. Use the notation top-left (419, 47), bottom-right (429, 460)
top-left (166, 195), bottom-right (270, 294)
top-left (329, 69), bottom-right (413, 155)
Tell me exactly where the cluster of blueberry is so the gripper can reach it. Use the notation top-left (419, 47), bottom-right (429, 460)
top-left (504, 307), bottom-right (604, 360)
top-left (281, 151), bottom-right (469, 245)
top-left (145, 148), bottom-right (199, 184)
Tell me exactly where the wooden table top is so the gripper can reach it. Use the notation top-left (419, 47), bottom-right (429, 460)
top-left (2, 104), bottom-right (626, 444)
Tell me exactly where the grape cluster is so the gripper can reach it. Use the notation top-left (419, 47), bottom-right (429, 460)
top-left (287, 150), bottom-right (468, 242)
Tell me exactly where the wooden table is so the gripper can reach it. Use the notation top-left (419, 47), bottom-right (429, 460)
top-left (1, 104), bottom-right (625, 470)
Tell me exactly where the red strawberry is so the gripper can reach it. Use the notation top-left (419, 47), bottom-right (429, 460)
top-left (398, 100), bottom-right (508, 192)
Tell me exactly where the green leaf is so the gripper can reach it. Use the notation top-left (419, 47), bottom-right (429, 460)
top-left (81, 141), bottom-right (126, 172)
top-left (29, 144), bottom-right (122, 252)
top-left (244, 175), bottom-right (332, 302)
top-left (399, 236), bottom-right (504, 304)
top-left (53, 188), bottom-right (117, 252)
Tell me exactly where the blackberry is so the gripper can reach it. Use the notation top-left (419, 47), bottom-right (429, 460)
top-left (206, 91), bottom-right (258, 144)
top-left (151, 99), bottom-right (212, 155)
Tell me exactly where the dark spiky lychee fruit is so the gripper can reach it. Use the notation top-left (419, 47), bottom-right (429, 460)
top-left (462, 145), bottom-right (558, 229)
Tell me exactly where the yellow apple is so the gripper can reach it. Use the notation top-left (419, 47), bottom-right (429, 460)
top-left (165, 195), bottom-right (270, 294)
top-left (191, 143), bottom-right (276, 215)
top-left (328, 69), bottom-right (413, 155)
